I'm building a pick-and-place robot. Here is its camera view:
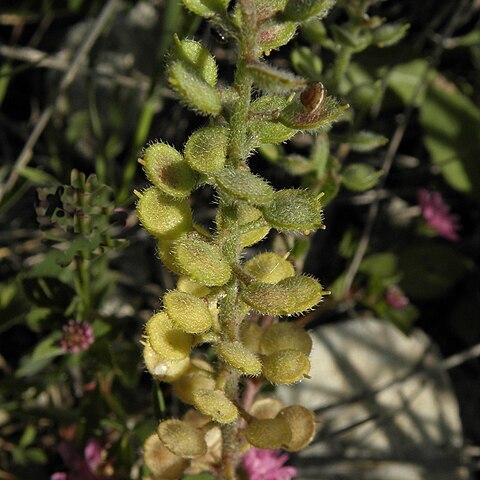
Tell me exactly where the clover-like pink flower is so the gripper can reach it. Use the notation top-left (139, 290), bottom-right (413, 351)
top-left (385, 285), bottom-right (409, 310)
top-left (60, 320), bottom-right (94, 354)
top-left (417, 189), bottom-right (460, 242)
top-left (243, 448), bottom-right (297, 480)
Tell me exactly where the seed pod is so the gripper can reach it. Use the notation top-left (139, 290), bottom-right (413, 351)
top-left (173, 363), bottom-right (216, 405)
top-left (341, 163), bottom-right (382, 192)
top-left (143, 434), bottom-right (189, 479)
top-left (372, 23), bottom-right (410, 48)
top-left (245, 417), bottom-right (292, 449)
top-left (136, 187), bottom-right (193, 239)
top-left (157, 239), bottom-right (183, 275)
top-left (143, 341), bottom-right (191, 381)
top-left (262, 189), bottom-right (324, 232)
top-left (216, 341), bottom-right (262, 376)
top-left (246, 63), bottom-right (306, 93)
top-left (157, 419), bottom-right (207, 458)
top-left (277, 405), bottom-right (316, 451)
top-left (244, 252), bottom-right (295, 284)
top-left (164, 290), bottom-right (212, 334)
top-left (181, 0), bottom-right (229, 18)
top-left (262, 349), bottom-right (311, 384)
top-left (348, 82), bottom-right (382, 109)
top-left (193, 389), bottom-right (239, 424)
top-left (145, 312), bottom-right (193, 360)
top-left (184, 126), bottom-right (229, 174)
top-left (214, 167), bottom-right (275, 205)
top-left (241, 275), bottom-right (324, 315)
top-left (172, 233), bottom-right (232, 287)
top-left (177, 276), bottom-right (211, 297)
top-left (240, 322), bottom-right (263, 353)
top-left (249, 397), bottom-right (284, 419)
top-left (257, 19), bottom-right (297, 54)
top-left (260, 322), bottom-right (312, 355)
top-left (283, 0), bottom-right (335, 22)
top-left (291, 46), bottom-right (323, 81)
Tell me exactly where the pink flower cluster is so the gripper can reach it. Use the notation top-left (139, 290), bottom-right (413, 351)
top-left (243, 448), bottom-right (297, 480)
top-left (385, 285), bottom-right (409, 310)
top-left (60, 320), bottom-right (94, 354)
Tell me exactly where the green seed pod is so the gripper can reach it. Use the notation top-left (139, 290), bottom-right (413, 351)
top-left (257, 20), bottom-right (297, 54)
top-left (245, 417), bottom-right (292, 449)
top-left (244, 252), bottom-right (295, 284)
top-left (262, 189), bottom-right (324, 232)
top-left (136, 187), bottom-right (193, 239)
top-left (164, 290), bottom-right (212, 334)
top-left (335, 130), bottom-right (388, 153)
top-left (348, 82), bottom-right (382, 109)
top-left (242, 275), bottom-right (324, 315)
top-left (290, 46), bottom-right (323, 80)
top-left (248, 96), bottom-right (298, 145)
top-left (168, 61), bottom-right (221, 116)
top-left (254, 0), bottom-right (288, 22)
top-left (260, 322), bottom-right (312, 355)
top-left (216, 341), bottom-right (262, 376)
top-left (177, 276), bottom-right (211, 297)
top-left (262, 349), bottom-right (311, 384)
top-left (184, 126), bottom-right (229, 174)
top-left (171, 36), bottom-right (218, 86)
top-left (249, 397), bottom-right (284, 419)
top-left (143, 341), bottom-right (191, 381)
top-left (143, 434), bottom-right (189, 480)
top-left (372, 23), bottom-right (410, 48)
top-left (301, 18), bottom-right (327, 44)
top-left (215, 167), bottom-right (275, 206)
top-left (246, 63), bottom-right (306, 93)
top-left (193, 389), bottom-right (239, 424)
top-left (277, 405), bottom-right (316, 451)
top-left (240, 321), bottom-right (263, 354)
top-left (283, 0), bottom-right (335, 22)
top-left (157, 419), bottom-right (207, 458)
top-left (145, 312), bottom-right (193, 360)
top-left (181, 0), bottom-right (229, 18)
top-left (157, 239), bottom-right (183, 275)
top-left (341, 163), bottom-right (382, 192)
top-left (172, 233), bottom-right (232, 286)
top-left (173, 362), bottom-right (216, 405)
top-left (141, 143), bottom-right (197, 199)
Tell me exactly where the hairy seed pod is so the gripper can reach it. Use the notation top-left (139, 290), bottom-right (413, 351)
top-left (259, 322), bottom-right (312, 356)
top-left (145, 312), bottom-right (193, 360)
top-left (136, 187), bottom-right (193, 239)
top-left (181, 0), bottom-right (229, 18)
top-left (262, 349), bottom-right (311, 384)
top-left (164, 290), bottom-right (212, 334)
top-left (173, 361), bottom-right (216, 405)
top-left (157, 239), bottom-right (183, 275)
top-left (245, 417), bottom-right (292, 449)
top-left (193, 389), bottom-right (238, 424)
top-left (216, 341), bottom-right (262, 376)
top-left (185, 126), bottom-right (229, 174)
top-left (157, 419), bottom-right (207, 458)
top-left (177, 275), bottom-right (211, 297)
top-left (143, 341), bottom-right (190, 381)
top-left (244, 252), bottom-right (295, 284)
top-left (257, 20), bottom-right (297, 54)
top-left (249, 397), bottom-right (284, 419)
top-left (277, 405), bottom-right (316, 451)
top-left (143, 434), bottom-right (189, 479)
top-left (240, 322), bottom-right (263, 354)
top-left (283, 0), bottom-right (335, 22)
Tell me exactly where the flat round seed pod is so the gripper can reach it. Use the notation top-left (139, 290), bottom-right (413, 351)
top-left (249, 397), bottom-right (284, 419)
top-left (157, 419), bottom-right (207, 458)
top-left (214, 167), bottom-right (275, 206)
top-left (177, 276), bottom-right (211, 297)
top-left (258, 20), bottom-right (298, 54)
top-left (240, 322), bottom-right (263, 354)
top-left (173, 364), bottom-right (216, 405)
top-left (216, 342), bottom-right (262, 376)
top-left (143, 341), bottom-right (190, 382)
top-left (277, 405), bottom-right (316, 451)
top-left (259, 322), bottom-right (312, 355)
top-left (164, 290), bottom-right (212, 334)
top-left (143, 434), bottom-right (189, 479)
top-left (137, 187), bottom-right (193, 239)
top-left (157, 239), bottom-right (183, 275)
top-left (193, 389), bottom-right (238, 424)
top-left (262, 189), bottom-right (324, 232)
top-left (244, 252), bottom-right (295, 284)
top-left (245, 417), bottom-right (292, 449)
top-left (145, 312), bottom-right (193, 360)
top-left (172, 234), bottom-right (232, 287)
top-left (185, 127), bottom-right (229, 174)
top-left (241, 275), bottom-right (324, 315)
top-left (262, 349), bottom-right (311, 384)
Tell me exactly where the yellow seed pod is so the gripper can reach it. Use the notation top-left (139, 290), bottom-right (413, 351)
top-left (143, 341), bottom-right (190, 382)
top-left (177, 276), bottom-right (211, 297)
top-left (193, 389), bottom-right (238, 424)
top-left (245, 417), bottom-right (292, 449)
top-left (173, 364), bottom-right (216, 405)
top-left (239, 322), bottom-right (263, 354)
top-left (143, 434), bottom-right (189, 479)
top-left (216, 342), bottom-right (262, 376)
top-left (277, 405), bottom-right (316, 452)
top-left (172, 233), bottom-right (232, 287)
top-left (145, 312), bottom-right (193, 360)
top-left (164, 290), bottom-right (212, 334)
top-left (185, 126), bottom-right (229, 174)
top-left (157, 239), bottom-right (183, 275)
top-left (136, 187), bottom-right (193, 239)
top-left (244, 252), bottom-right (295, 284)
top-left (259, 322), bottom-right (312, 356)
top-left (142, 142), bottom-right (197, 198)
top-left (249, 397), bottom-right (284, 419)
top-left (262, 349), bottom-right (311, 384)
top-left (157, 419), bottom-right (207, 459)
top-left (182, 408), bottom-right (212, 429)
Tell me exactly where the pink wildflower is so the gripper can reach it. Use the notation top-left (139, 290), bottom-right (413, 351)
top-left (243, 448), bottom-right (297, 480)
top-left (60, 320), bottom-right (94, 354)
top-left (417, 189), bottom-right (460, 242)
top-left (385, 285), bottom-right (409, 310)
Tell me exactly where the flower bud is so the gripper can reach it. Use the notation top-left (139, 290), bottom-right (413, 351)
top-left (260, 322), bottom-right (312, 355)
top-left (245, 417), bottom-right (292, 449)
top-left (262, 349), bottom-right (310, 384)
top-left (157, 419), bottom-right (207, 458)
top-left (283, 0), bottom-right (335, 22)
top-left (216, 341), bottom-right (262, 376)
top-left (143, 434), bottom-right (189, 479)
top-left (143, 341), bottom-right (190, 381)
top-left (193, 389), bottom-right (239, 424)
top-left (185, 126), bottom-right (229, 174)
top-left (244, 252), bottom-right (295, 284)
top-left (277, 405), bottom-right (316, 451)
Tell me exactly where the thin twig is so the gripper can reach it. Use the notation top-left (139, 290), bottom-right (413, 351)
top-left (0, 0), bottom-right (121, 203)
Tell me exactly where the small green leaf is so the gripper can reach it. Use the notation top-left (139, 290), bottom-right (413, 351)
top-left (16, 333), bottom-right (63, 378)
top-left (246, 63), bottom-right (306, 93)
top-left (290, 46), bottom-right (323, 80)
top-left (348, 82), bottom-right (382, 108)
top-left (185, 126), bottom-right (229, 174)
top-left (341, 163), bottom-right (382, 191)
top-left (283, 0), bottom-right (335, 22)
